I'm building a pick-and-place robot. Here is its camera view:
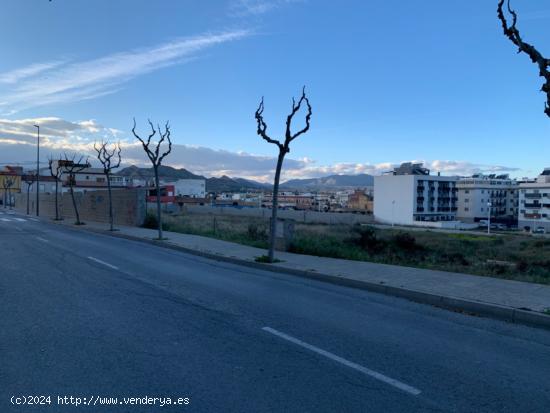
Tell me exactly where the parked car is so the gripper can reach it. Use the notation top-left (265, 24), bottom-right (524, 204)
top-left (533, 226), bottom-right (546, 234)
top-left (495, 224), bottom-right (507, 230)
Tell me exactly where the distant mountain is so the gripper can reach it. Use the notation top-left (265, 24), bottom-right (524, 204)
top-left (118, 165), bottom-right (204, 181)
top-left (118, 165), bottom-right (269, 192)
top-left (281, 174), bottom-right (374, 190)
top-left (206, 175), bottom-right (270, 193)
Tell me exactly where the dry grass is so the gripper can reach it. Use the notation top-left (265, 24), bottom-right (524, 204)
top-left (154, 212), bottom-right (550, 284)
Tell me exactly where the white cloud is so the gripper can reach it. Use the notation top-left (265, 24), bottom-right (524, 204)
top-left (230, 0), bottom-right (303, 17)
top-left (0, 30), bottom-right (250, 113)
top-left (0, 116), bottom-right (521, 181)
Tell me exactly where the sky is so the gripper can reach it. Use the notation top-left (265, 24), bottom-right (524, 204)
top-left (0, 0), bottom-right (549, 181)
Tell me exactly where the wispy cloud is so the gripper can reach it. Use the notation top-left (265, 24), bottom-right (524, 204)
top-left (0, 30), bottom-right (250, 113)
top-left (0, 61), bottom-right (66, 84)
top-left (0, 116), bottom-right (523, 181)
top-left (230, 0), bottom-right (303, 17)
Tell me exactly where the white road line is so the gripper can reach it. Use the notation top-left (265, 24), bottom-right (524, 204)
top-left (262, 327), bottom-right (422, 396)
top-left (36, 237), bottom-right (49, 243)
top-left (0, 218), bottom-right (11, 222)
top-left (87, 256), bottom-right (119, 270)
top-left (29, 218), bottom-right (39, 222)
top-left (13, 218), bottom-right (26, 222)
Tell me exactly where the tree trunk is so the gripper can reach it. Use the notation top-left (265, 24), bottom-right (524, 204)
top-left (106, 173), bottom-right (114, 231)
top-left (70, 181), bottom-right (81, 225)
top-left (54, 179), bottom-right (59, 220)
top-left (26, 185), bottom-right (30, 214)
top-left (7, 188), bottom-right (11, 209)
top-left (268, 150), bottom-right (285, 262)
top-left (154, 167), bottom-right (163, 239)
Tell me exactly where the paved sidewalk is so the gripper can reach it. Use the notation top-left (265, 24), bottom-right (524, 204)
top-left (54, 219), bottom-right (550, 328)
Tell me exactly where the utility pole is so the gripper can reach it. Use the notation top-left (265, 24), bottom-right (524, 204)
top-left (34, 124), bottom-right (40, 216)
top-left (487, 201), bottom-right (492, 235)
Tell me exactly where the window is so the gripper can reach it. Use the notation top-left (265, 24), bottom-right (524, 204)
top-left (464, 207), bottom-right (469, 212)
top-left (465, 199), bottom-right (469, 203)
top-left (465, 190), bottom-right (470, 194)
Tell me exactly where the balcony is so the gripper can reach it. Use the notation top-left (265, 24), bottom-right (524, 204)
top-left (525, 193), bottom-right (542, 199)
top-left (525, 203), bottom-right (542, 208)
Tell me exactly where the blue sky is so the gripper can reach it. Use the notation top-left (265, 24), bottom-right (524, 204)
top-left (0, 0), bottom-right (548, 181)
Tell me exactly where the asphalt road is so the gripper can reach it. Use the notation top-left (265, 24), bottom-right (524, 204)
top-left (1, 210), bottom-right (550, 413)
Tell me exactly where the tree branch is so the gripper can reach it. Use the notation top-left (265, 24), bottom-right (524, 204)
top-left (498, 0), bottom-right (550, 117)
top-left (255, 97), bottom-right (283, 149)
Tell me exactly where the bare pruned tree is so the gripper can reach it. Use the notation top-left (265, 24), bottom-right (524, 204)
top-left (2, 176), bottom-right (15, 209)
top-left (498, 0), bottom-right (550, 118)
top-left (94, 141), bottom-right (122, 231)
top-left (23, 175), bottom-right (35, 215)
top-left (48, 156), bottom-right (63, 220)
top-left (132, 119), bottom-right (172, 240)
top-left (62, 153), bottom-right (90, 225)
top-left (255, 86), bottom-right (312, 262)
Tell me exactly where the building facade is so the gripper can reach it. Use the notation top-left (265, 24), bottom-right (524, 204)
top-left (518, 169), bottom-right (550, 232)
top-left (374, 163), bottom-right (458, 225)
top-left (456, 174), bottom-right (518, 225)
top-left (167, 179), bottom-right (206, 198)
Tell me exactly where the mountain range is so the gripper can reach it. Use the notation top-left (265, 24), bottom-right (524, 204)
top-left (118, 165), bottom-right (373, 192)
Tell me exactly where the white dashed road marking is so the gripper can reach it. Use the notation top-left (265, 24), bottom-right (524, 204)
top-left (87, 256), bottom-right (119, 271)
top-left (262, 327), bottom-right (422, 396)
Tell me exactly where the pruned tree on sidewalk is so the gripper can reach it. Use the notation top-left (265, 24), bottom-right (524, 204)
top-left (497, 0), bottom-right (550, 119)
top-left (255, 86), bottom-right (312, 262)
top-left (2, 177), bottom-right (14, 209)
top-left (23, 175), bottom-right (35, 215)
top-left (132, 119), bottom-right (172, 240)
top-left (62, 153), bottom-right (90, 225)
top-left (48, 155), bottom-right (63, 221)
top-left (94, 141), bottom-right (122, 231)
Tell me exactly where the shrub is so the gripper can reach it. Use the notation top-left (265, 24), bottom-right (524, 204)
top-left (391, 232), bottom-right (421, 252)
top-left (516, 259), bottom-right (529, 273)
top-left (247, 223), bottom-right (268, 241)
top-left (352, 226), bottom-right (386, 253)
top-left (443, 252), bottom-right (469, 266)
top-left (142, 212), bottom-right (158, 229)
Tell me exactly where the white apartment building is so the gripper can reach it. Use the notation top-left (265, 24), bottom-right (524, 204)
top-left (518, 169), bottom-right (550, 232)
top-left (374, 163), bottom-right (458, 225)
top-left (167, 179), bottom-right (206, 198)
top-left (456, 174), bottom-right (518, 225)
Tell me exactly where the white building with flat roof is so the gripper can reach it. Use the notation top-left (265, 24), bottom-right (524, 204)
top-left (167, 179), bottom-right (206, 198)
top-left (518, 169), bottom-right (550, 232)
top-left (374, 163), bottom-right (458, 226)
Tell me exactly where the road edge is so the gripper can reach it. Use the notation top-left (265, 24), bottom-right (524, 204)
top-left (53, 221), bottom-right (550, 331)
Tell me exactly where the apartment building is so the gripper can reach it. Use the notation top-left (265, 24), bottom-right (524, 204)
top-left (456, 174), bottom-right (518, 225)
top-left (518, 168), bottom-right (550, 232)
top-left (374, 163), bottom-right (458, 225)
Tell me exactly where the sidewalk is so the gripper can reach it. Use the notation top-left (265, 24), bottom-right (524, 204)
top-left (55, 219), bottom-right (550, 329)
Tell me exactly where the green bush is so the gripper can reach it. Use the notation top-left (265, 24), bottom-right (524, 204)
top-left (391, 232), bottom-right (421, 252)
top-left (352, 226), bottom-right (386, 253)
top-left (142, 212), bottom-right (158, 229)
top-left (247, 223), bottom-right (268, 241)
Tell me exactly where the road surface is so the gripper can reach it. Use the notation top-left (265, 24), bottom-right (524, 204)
top-left (1, 210), bottom-right (549, 412)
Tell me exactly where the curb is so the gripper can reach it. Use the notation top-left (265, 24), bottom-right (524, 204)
top-left (52, 220), bottom-right (550, 331)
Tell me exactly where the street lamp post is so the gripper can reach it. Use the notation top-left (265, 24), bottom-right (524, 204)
top-left (34, 124), bottom-right (40, 217)
top-left (487, 201), bottom-right (492, 235)
top-left (392, 200), bottom-right (395, 227)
